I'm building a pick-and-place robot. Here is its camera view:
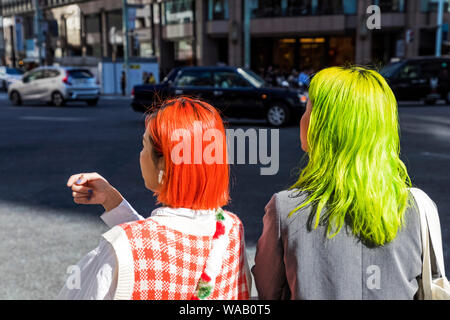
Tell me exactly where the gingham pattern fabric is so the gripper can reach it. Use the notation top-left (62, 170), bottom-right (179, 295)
top-left (119, 211), bottom-right (249, 300)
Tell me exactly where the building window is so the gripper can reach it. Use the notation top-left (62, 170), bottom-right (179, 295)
top-left (421, 0), bottom-right (449, 12)
top-left (343, 0), bottom-right (357, 14)
top-left (373, 0), bottom-right (406, 12)
top-left (175, 39), bottom-right (194, 62)
top-left (164, 0), bottom-right (194, 25)
top-left (250, 0), bottom-right (283, 18)
top-left (85, 14), bottom-right (100, 34)
top-left (208, 0), bottom-right (229, 20)
top-left (250, 0), bottom-right (348, 18)
top-left (24, 16), bottom-right (34, 39)
top-left (107, 10), bottom-right (122, 31)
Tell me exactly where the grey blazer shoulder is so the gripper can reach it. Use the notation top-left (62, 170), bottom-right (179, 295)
top-left (254, 189), bottom-right (425, 300)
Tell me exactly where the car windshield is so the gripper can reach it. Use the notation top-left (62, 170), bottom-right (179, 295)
top-left (6, 68), bottom-right (24, 75)
top-left (163, 68), bottom-right (180, 83)
top-left (380, 62), bottom-right (404, 78)
top-left (237, 68), bottom-right (266, 88)
top-left (68, 69), bottom-right (93, 79)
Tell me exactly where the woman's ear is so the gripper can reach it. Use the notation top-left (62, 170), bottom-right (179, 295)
top-left (157, 156), bottom-right (165, 172)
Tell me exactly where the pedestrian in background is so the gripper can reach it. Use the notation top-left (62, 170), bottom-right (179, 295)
top-left (59, 97), bottom-right (251, 300)
top-left (147, 72), bottom-right (156, 84)
top-left (297, 67), bottom-right (312, 89)
top-left (252, 66), bottom-right (442, 300)
top-left (142, 71), bottom-right (148, 84)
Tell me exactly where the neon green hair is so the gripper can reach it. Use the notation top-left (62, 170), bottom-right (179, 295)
top-left (290, 66), bottom-right (412, 246)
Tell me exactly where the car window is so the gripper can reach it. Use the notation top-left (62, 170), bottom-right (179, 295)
top-left (238, 68), bottom-right (266, 88)
top-left (213, 71), bottom-right (251, 88)
top-left (398, 63), bottom-right (419, 79)
top-left (163, 68), bottom-right (181, 83)
top-left (45, 69), bottom-right (60, 78)
top-left (25, 70), bottom-right (45, 82)
top-left (68, 70), bottom-right (93, 79)
top-left (420, 61), bottom-right (442, 79)
top-left (380, 62), bottom-right (403, 78)
top-left (175, 70), bottom-right (213, 87)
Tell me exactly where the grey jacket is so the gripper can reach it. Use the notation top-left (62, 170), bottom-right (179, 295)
top-left (252, 189), bottom-right (433, 300)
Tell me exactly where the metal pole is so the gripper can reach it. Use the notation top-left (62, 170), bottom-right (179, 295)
top-left (243, 0), bottom-right (251, 68)
top-left (150, 4), bottom-right (155, 56)
top-left (0, 1), bottom-right (4, 64)
top-left (192, 0), bottom-right (197, 66)
top-left (436, 0), bottom-right (445, 57)
top-left (122, 0), bottom-right (130, 95)
top-left (33, 0), bottom-right (42, 65)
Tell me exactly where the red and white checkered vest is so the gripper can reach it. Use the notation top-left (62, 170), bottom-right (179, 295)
top-left (118, 211), bottom-right (250, 300)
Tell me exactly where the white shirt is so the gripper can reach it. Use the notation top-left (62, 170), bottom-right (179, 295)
top-left (57, 200), bottom-right (251, 300)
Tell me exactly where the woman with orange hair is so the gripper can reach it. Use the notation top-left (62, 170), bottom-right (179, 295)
top-left (58, 97), bottom-right (251, 300)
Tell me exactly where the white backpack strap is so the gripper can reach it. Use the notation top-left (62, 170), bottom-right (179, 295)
top-left (410, 188), bottom-right (446, 299)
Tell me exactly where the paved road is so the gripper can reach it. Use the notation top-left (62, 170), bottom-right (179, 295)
top-left (0, 93), bottom-right (449, 299)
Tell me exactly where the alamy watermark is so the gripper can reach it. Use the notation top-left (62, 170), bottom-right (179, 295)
top-left (366, 265), bottom-right (381, 290)
top-left (366, 5), bottom-right (381, 30)
top-left (170, 121), bottom-right (280, 176)
top-left (65, 265), bottom-right (81, 290)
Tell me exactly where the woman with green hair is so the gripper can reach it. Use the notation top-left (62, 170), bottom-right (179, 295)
top-left (252, 66), bottom-right (440, 299)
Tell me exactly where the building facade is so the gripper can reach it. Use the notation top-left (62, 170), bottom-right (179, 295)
top-left (1, 0), bottom-right (449, 76)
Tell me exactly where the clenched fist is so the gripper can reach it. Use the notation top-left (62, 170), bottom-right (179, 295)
top-left (67, 172), bottom-right (124, 212)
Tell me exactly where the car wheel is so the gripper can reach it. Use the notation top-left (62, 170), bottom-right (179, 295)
top-left (52, 92), bottom-right (65, 107)
top-left (267, 103), bottom-right (290, 127)
top-left (86, 99), bottom-right (98, 106)
top-left (10, 91), bottom-right (22, 106)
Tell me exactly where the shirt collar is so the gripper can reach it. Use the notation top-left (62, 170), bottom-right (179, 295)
top-left (150, 206), bottom-right (217, 219)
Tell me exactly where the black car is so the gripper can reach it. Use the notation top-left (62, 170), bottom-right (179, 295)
top-left (380, 57), bottom-right (450, 105)
top-left (131, 66), bottom-right (308, 127)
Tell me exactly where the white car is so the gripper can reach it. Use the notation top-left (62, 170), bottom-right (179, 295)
top-left (8, 66), bottom-right (100, 106)
top-left (0, 67), bottom-right (24, 91)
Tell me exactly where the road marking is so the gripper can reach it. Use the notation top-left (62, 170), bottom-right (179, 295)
top-left (19, 116), bottom-right (93, 122)
top-left (421, 152), bottom-right (450, 160)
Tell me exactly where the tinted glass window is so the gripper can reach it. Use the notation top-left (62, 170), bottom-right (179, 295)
top-left (44, 69), bottom-right (60, 78)
top-left (399, 63), bottom-right (419, 79)
top-left (238, 68), bottom-right (266, 88)
top-left (380, 62), bottom-right (403, 78)
top-left (175, 70), bottom-right (213, 87)
top-left (68, 70), bottom-right (94, 79)
top-left (163, 68), bottom-right (181, 82)
top-left (26, 70), bottom-right (45, 82)
top-left (420, 61), bottom-right (441, 79)
top-left (214, 71), bottom-right (251, 88)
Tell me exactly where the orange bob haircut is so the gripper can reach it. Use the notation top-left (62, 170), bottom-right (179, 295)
top-left (145, 97), bottom-right (230, 210)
